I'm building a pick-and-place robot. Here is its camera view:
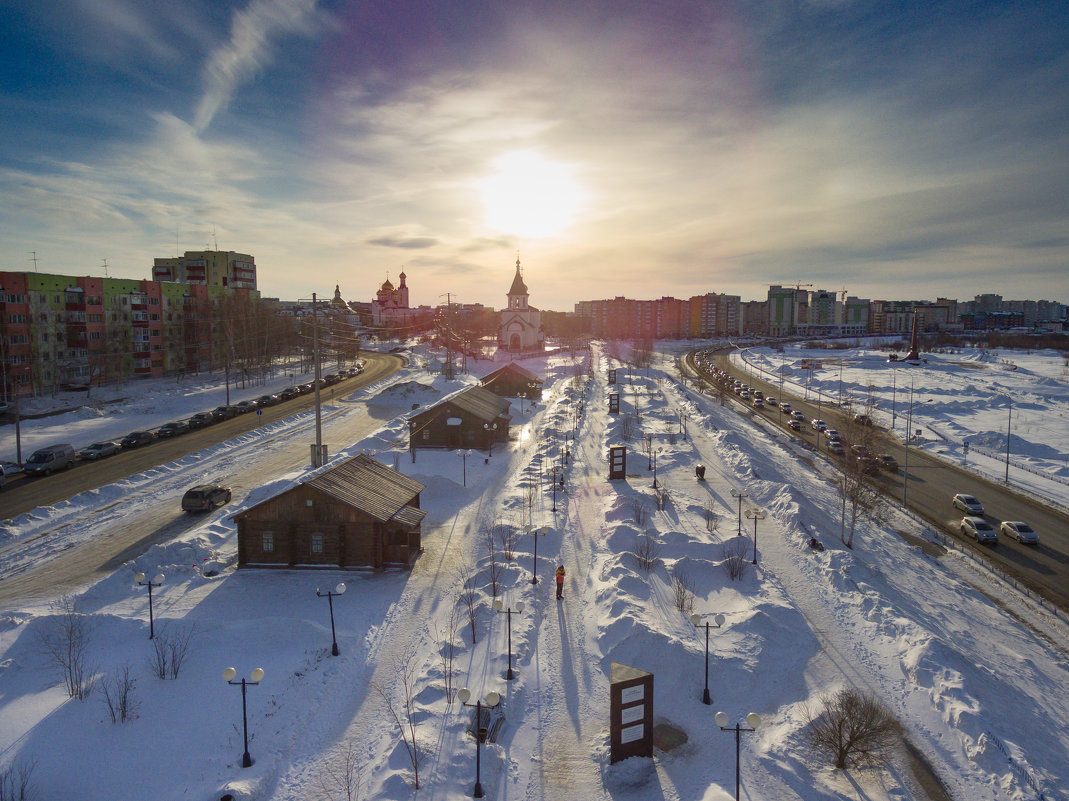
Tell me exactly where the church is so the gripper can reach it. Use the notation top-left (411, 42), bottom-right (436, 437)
top-left (499, 258), bottom-right (544, 354)
top-left (372, 270), bottom-right (416, 329)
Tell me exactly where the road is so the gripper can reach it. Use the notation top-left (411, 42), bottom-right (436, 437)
top-left (0, 353), bottom-right (404, 604)
top-left (687, 348), bottom-right (1069, 610)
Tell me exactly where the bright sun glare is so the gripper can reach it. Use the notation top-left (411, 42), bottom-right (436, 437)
top-left (480, 151), bottom-right (584, 238)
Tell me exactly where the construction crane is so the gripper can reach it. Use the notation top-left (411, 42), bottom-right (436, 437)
top-left (840, 286), bottom-right (848, 302)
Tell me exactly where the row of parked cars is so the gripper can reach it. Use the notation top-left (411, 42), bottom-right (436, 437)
top-left (952, 493), bottom-right (1040, 546)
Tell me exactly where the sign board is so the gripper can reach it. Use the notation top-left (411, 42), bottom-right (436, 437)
top-left (609, 661), bottom-right (653, 763)
top-left (608, 369), bottom-right (617, 385)
top-left (446, 417), bottom-right (463, 426)
top-left (608, 446), bottom-right (626, 480)
top-left (609, 393), bottom-right (620, 415)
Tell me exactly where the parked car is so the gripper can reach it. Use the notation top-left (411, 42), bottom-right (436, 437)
top-left (79, 441), bottom-right (120, 460)
top-left (788, 419), bottom-right (801, 431)
top-left (157, 421), bottom-right (190, 438)
top-left (877, 454), bottom-right (899, 472)
top-left (235, 400), bottom-right (260, 413)
top-left (1000, 521), bottom-right (1039, 545)
top-left (812, 419), bottom-right (827, 431)
top-left (952, 493), bottom-right (984, 515)
top-left (960, 516), bottom-right (998, 545)
top-left (211, 405), bottom-right (239, 420)
top-left (23, 444), bottom-right (77, 476)
top-left (1, 461), bottom-right (22, 477)
top-left (121, 430), bottom-right (156, 449)
top-left (181, 484), bottom-right (232, 513)
top-left (187, 412), bottom-right (215, 429)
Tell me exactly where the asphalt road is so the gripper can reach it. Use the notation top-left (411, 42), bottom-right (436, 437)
top-left (687, 348), bottom-right (1069, 611)
top-left (0, 352), bottom-right (404, 604)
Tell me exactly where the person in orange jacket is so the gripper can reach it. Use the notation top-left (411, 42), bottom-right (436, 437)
top-left (555, 565), bottom-right (566, 599)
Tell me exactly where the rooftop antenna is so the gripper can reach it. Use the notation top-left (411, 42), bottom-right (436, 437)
top-left (102, 258), bottom-right (109, 277)
top-left (28, 251), bottom-right (39, 272)
top-left (211, 225), bottom-right (219, 251)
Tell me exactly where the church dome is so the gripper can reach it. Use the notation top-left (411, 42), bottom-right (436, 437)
top-left (380, 278), bottom-right (394, 291)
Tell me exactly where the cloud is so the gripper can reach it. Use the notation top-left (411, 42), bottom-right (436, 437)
top-left (366, 235), bottom-right (438, 250)
top-left (194, 0), bottom-right (325, 132)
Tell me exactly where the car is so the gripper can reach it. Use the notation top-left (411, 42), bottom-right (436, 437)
top-left (187, 412), bottom-right (215, 429)
top-left (753, 398), bottom-right (764, 408)
top-left (23, 444), bottom-right (77, 476)
top-left (157, 421), bottom-right (190, 438)
top-left (322, 374), bottom-right (342, 386)
top-left (825, 429), bottom-right (841, 441)
top-left (181, 484), bottom-right (232, 513)
top-left (766, 397), bottom-right (777, 407)
top-left (812, 419), bottom-right (827, 431)
top-left (1000, 521), bottom-right (1039, 545)
top-left (1, 460), bottom-right (22, 477)
top-left (877, 454), bottom-right (899, 472)
top-left (255, 394), bottom-right (280, 407)
top-left (952, 493), bottom-right (984, 515)
top-left (121, 430), bottom-right (156, 449)
top-left (960, 516), bottom-right (998, 545)
top-left (297, 382), bottom-right (315, 394)
top-left (851, 444), bottom-right (872, 457)
top-left (211, 405), bottom-right (239, 420)
top-left (791, 410), bottom-right (805, 421)
top-left (854, 414), bottom-right (874, 426)
top-left (780, 403), bottom-right (792, 414)
top-left (739, 391), bottom-right (750, 399)
top-left (235, 400), bottom-right (260, 413)
top-left (857, 455), bottom-right (880, 475)
top-left (278, 386), bottom-right (299, 401)
top-left (78, 441), bottom-right (120, 460)
top-left (345, 366), bottom-right (362, 377)
top-left (788, 419), bottom-right (801, 431)
top-left (828, 441), bottom-right (845, 454)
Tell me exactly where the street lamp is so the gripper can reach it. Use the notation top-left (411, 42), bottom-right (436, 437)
top-left (730, 489), bottom-right (749, 536)
top-left (492, 599), bottom-right (525, 680)
top-left (457, 688), bottom-right (502, 798)
top-left (646, 434), bottom-right (653, 470)
top-left (902, 380), bottom-right (932, 509)
top-left (652, 448), bottom-right (662, 489)
top-left (224, 666), bottom-right (265, 768)
top-left (457, 449), bottom-right (472, 487)
top-left (316, 582), bottom-right (346, 656)
top-left (528, 526), bottom-right (545, 584)
top-left (483, 422), bottom-right (498, 456)
top-left (689, 612), bottom-right (725, 704)
top-left (550, 466), bottom-right (560, 512)
top-left (134, 572), bottom-right (164, 639)
top-left (715, 711), bottom-right (762, 801)
top-left (745, 509), bottom-right (766, 566)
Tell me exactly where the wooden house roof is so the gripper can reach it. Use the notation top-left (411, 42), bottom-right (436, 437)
top-left (304, 453), bottom-right (426, 527)
top-left (481, 363), bottom-right (543, 386)
top-left (414, 384), bottom-right (510, 424)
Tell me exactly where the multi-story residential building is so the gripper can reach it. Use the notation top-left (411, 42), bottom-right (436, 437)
top-left (688, 292), bottom-right (742, 337)
top-left (152, 250), bottom-right (257, 290)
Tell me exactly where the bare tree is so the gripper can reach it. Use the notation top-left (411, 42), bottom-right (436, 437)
top-left (803, 687), bottom-right (901, 769)
top-left (631, 532), bottom-right (660, 572)
top-left (318, 740), bottom-right (362, 801)
top-left (432, 602), bottom-right (463, 704)
top-left (834, 404), bottom-right (887, 548)
top-left (149, 623), bottom-right (197, 680)
top-left (459, 563), bottom-right (479, 644)
top-left (370, 649), bottom-right (425, 789)
top-left (100, 663), bottom-right (138, 723)
top-left (0, 757), bottom-right (36, 801)
top-left (493, 516), bottom-right (517, 562)
top-left (670, 567), bottom-right (696, 613)
top-left (484, 521), bottom-right (501, 597)
top-left (723, 537), bottom-right (750, 581)
top-left (37, 594), bottom-right (95, 699)
top-left (705, 507), bottom-right (720, 533)
top-left (630, 497), bottom-right (649, 528)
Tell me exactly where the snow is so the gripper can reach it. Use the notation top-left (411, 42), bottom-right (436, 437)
top-left (1, 341), bottom-right (1067, 801)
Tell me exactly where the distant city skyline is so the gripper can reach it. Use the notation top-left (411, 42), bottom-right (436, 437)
top-left (2, 1), bottom-right (1067, 309)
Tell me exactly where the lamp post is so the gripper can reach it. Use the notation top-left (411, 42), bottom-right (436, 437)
top-left (134, 572), bottom-right (164, 639)
top-left (224, 666), bottom-right (265, 768)
top-left (458, 688), bottom-right (502, 798)
top-left (316, 582), bottom-right (346, 656)
top-left (730, 489), bottom-right (749, 536)
top-left (689, 612), bottom-right (725, 704)
top-left (646, 434), bottom-right (653, 470)
top-left (902, 380), bottom-right (932, 509)
top-left (745, 509), bottom-right (766, 565)
top-left (652, 448), bottom-right (661, 489)
top-left (528, 526), bottom-right (544, 584)
top-left (457, 449), bottom-right (472, 487)
top-left (1004, 397), bottom-right (1012, 483)
top-left (483, 422), bottom-right (498, 456)
top-left (715, 711), bottom-right (762, 801)
top-left (550, 466), bottom-right (560, 512)
top-left (492, 599), bottom-right (525, 680)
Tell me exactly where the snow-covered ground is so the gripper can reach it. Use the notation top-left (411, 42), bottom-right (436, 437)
top-left (1, 341), bottom-right (1067, 801)
top-left (733, 342), bottom-right (1069, 509)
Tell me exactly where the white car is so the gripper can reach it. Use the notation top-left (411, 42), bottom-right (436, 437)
top-left (780, 403), bottom-right (793, 414)
top-left (812, 419), bottom-right (827, 431)
top-left (961, 516), bottom-right (998, 545)
top-left (952, 494), bottom-right (984, 515)
top-left (825, 429), bottom-right (841, 441)
top-left (1000, 521), bottom-right (1039, 545)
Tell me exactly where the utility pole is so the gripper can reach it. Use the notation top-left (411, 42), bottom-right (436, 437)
top-left (311, 293), bottom-right (325, 467)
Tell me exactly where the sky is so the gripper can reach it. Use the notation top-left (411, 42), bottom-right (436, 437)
top-left (2, 0), bottom-right (1068, 310)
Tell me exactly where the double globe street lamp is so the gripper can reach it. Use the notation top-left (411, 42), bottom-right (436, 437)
top-left (689, 612), bottom-right (725, 705)
top-left (457, 688), bottom-right (501, 798)
top-left (492, 599), bottom-right (524, 680)
top-left (715, 711), bottom-right (762, 801)
top-left (224, 666), bottom-right (265, 768)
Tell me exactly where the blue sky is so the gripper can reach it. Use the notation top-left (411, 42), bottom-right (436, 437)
top-left (2, 0), bottom-right (1067, 310)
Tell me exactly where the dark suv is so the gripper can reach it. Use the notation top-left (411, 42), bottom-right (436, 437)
top-left (121, 431), bottom-right (156, 449)
top-left (181, 484), bottom-right (232, 513)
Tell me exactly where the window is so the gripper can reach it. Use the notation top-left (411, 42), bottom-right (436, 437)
top-left (422, 429), bottom-right (430, 440)
top-left (262, 533), bottom-right (274, 553)
top-left (311, 534), bottom-right (324, 554)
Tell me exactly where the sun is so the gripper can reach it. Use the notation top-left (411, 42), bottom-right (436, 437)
top-left (479, 151), bottom-right (585, 238)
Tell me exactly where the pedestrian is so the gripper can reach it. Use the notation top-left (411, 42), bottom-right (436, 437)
top-left (555, 564), bottom-right (566, 599)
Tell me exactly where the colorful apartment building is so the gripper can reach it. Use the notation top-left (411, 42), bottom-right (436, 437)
top-left (152, 250), bottom-right (257, 290)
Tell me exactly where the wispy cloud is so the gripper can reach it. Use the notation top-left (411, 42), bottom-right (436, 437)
top-left (194, 0), bottom-right (325, 132)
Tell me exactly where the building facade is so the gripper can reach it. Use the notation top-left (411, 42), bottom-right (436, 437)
top-left (499, 259), bottom-right (544, 353)
top-left (152, 250), bottom-right (257, 290)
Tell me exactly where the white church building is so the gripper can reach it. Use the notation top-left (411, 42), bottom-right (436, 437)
top-left (499, 258), bottom-right (544, 354)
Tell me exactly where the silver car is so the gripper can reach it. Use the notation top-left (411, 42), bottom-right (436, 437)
top-left (952, 494), bottom-right (984, 515)
top-left (961, 516), bottom-right (998, 545)
top-left (1000, 521), bottom-right (1038, 545)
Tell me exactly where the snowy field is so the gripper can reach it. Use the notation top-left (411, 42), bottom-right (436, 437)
top-left (0, 341), bottom-right (1067, 801)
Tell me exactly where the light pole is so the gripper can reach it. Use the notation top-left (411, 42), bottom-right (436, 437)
top-left (134, 572), bottom-right (164, 639)
top-left (493, 599), bottom-right (525, 680)
top-left (730, 489), bottom-right (749, 535)
top-left (646, 434), bottom-right (653, 470)
top-left (528, 526), bottom-right (544, 584)
top-left (457, 449), bottom-right (472, 487)
top-left (224, 666), bottom-right (264, 768)
top-left (715, 711), bottom-right (762, 801)
top-left (745, 509), bottom-right (766, 565)
top-left (902, 381), bottom-right (932, 509)
top-left (1004, 397), bottom-right (1012, 483)
top-left (689, 612), bottom-right (724, 704)
top-left (316, 582), bottom-right (346, 656)
top-left (652, 448), bottom-right (662, 489)
top-left (483, 422), bottom-right (498, 457)
top-left (458, 688), bottom-right (502, 798)
top-left (550, 466), bottom-right (560, 512)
